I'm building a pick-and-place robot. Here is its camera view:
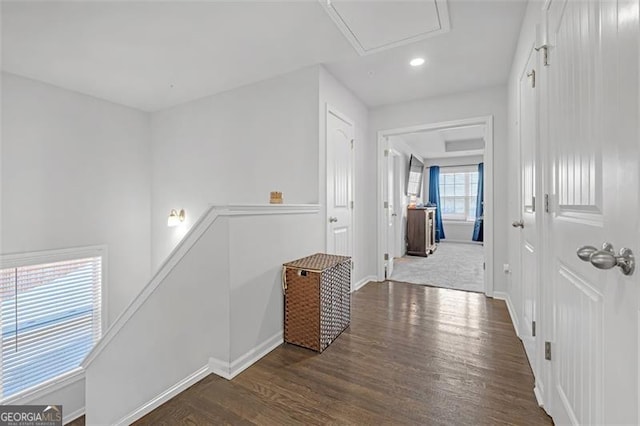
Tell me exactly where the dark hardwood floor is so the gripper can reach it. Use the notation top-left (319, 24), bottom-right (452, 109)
top-left (70, 281), bottom-right (552, 425)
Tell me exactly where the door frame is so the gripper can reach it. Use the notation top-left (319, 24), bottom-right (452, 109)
top-left (376, 115), bottom-right (495, 296)
top-left (515, 43), bottom-right (546, 407)
top-left (324, 103), bottom-right (355, 258)
top-left (384, 148), bottom-right (402, 276)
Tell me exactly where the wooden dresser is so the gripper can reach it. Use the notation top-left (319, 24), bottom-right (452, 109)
top-left (407, 207), bottom-right (437, 256)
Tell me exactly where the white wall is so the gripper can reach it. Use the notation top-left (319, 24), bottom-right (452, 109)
top-left (370, 85), bottom-right (508, 292)
top-left (318, 66), bottom-right (375, 285)
top-left (228, 211), bottom-right (322, 362)
top-left (1, 71), bottom-right (152, 419)
top-left (86, 215), bottom-right (232, 425)
top-left (85, 206), bottom-right (321, 425)
top-left (1, 72), bottom-right (152, 325)
top-left (150, 67), bottom-right (319, 269)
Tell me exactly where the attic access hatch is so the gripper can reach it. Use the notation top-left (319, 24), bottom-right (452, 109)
top-left (320, 0), bottom-right (450, 56)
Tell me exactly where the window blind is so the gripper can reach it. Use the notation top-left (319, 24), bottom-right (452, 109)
top-left (0, 256), bottom-right (101, 399)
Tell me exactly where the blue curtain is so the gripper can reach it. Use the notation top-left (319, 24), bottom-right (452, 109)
top-left (472, 162), bottom-right (484, 242)
top-left (428, 166), bottom-right (445, 242)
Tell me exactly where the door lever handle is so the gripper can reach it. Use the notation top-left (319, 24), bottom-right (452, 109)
top-left (576, 245), bottom-right (598, 261)
top-left (576, 242), bottom-right (635, 276)
top-left (512, 220), bottom-right (524, 228)
top-left (329, 216), bottom-right (338, 223)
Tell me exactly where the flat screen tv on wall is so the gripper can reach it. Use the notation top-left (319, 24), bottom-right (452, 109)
top-left (406, 155), bottom-right (424, 197)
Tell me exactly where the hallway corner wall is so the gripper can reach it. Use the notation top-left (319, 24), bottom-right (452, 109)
top-left (369, 85), bottom-right (509, 293)
top-left (318, 66), bottom-right (375, 286)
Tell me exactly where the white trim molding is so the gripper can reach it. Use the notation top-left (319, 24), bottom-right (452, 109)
top-left (209, 332), bottom-right (283, 381)
top-left (64, 408), bottom-right (86, 426)
top-left (83, 204), bottom-right (320, 368)
top-left (0, 367), bottom-right (84, 406)
top-left (534, 384), bottom-right (545, 407)
top-left (229, 332), bottom-right (283, 379)
top-left (493, 291), bottom-right (521, 338)
top-left (115, 364), bottom-right (211, 426)
top-left (318, 0), bottom-right (450, 56)
top-left (121, 333), bottom-right (283, 425)
top-left (353, 275), bottom-right (376, 293)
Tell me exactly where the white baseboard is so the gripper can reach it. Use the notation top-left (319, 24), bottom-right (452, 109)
top-left (115, 365), bottom-right (210, 425)
top-left (210, 332), bottom-right (283, 381)
top-left (352, 275), bottom-right (376, 292)
top-left (493, 291), bottom-right (520, 338)
top-left (208, 356), bottom-right (231, 380)
top-left (228, 332), bottom-right (283, 379)
top-left (534, 384), bottom-right (544, 407)
top-left (118, 333), bottom-right (283, 424)
top-left (63, 407), bottom-right (85, 425)
top-left (439, 240), bottom-right (483, 245)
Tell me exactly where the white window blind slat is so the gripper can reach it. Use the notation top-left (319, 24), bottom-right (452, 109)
top-left (3, 318), bottom-right (94, 364)
top-left (0, 254), bottom-right (102, 399)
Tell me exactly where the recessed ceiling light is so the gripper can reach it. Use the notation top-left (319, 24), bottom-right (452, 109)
top-left (410, 57), bottom-right (425, 67)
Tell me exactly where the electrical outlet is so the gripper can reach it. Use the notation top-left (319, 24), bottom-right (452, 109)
top-left (503, 263), bottom-right (510, 273)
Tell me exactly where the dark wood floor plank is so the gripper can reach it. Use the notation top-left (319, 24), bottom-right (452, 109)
top-left (103, 281), bottom-right (550, 426)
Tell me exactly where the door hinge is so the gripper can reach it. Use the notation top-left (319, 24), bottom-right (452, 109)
top-left (535, 45), bottom-right (550, 66)
top-left (384, 253), bottom-right (389, 261)
top-left (545, 341), bottom-right (552, 360)
top-left (384, 201), bottom-right (389, 209)
top-left (544, 194), bottom-right (550, 213)
top-left (532, 321), bottom-right (536, 337)
top-left (351, 139), bottom-right (354, 149)
top-left (531, 196), bottom-right (536, 212)
top-left (527, 69), bottom-right (536, 88)
top-left (483, 262), bottom-right (486, 270)
top-left (350, 200), bottom-right (354, 209)
top-left (384, 149), bottom-right (389, 157)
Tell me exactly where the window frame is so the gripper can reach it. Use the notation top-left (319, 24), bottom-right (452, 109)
top-left (438, 167), bottom-right (480, 222)
top-left (0, 245), bottom-right (107, 404)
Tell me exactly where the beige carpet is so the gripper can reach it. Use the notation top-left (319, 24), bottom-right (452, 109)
top-left (390, 242), bottom-right (484, 293)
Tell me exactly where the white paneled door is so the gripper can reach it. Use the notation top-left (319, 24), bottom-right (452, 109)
top-left (544, 0), bottom-right (639, 424)
top-left (326, 109), bottom-right (354, 259)
top-left (518, 47), bottom-right (539, 376)
top-left (385, 150), bottom-right (399, 276)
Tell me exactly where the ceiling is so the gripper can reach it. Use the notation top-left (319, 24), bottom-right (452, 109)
top-left (397, 124), bottom-right (485, 159)
top-left (320, 0), bottom-right (450, 55)
top-left (1, 0), bottom-right (527, 112)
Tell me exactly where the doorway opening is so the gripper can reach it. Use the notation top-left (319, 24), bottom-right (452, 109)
top-left (376, 116), bottom-right (494, 296)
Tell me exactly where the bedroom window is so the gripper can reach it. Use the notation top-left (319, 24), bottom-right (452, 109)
top-left (0, 247), bottom-right (103, 400)
top-left (439, 170), bottom-right (479, 221)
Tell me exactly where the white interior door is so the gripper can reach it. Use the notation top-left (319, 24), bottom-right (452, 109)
top-left (393, 155), bottom-right (403, 258)
top-left (518, 48), bottom-right (539, 374)
top-left (326, 109), bottom-right (354, 258)
top-left (545, 0), bottom-right (639, 424)
top-left (386, 151), bottom-right (397, 276)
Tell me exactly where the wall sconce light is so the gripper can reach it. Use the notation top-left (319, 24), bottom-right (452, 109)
top-left (167, 209), bottom-right (186, 227)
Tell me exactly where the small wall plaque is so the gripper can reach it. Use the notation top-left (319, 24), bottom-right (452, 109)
top-left (270, 191), bottom-right (283, 204)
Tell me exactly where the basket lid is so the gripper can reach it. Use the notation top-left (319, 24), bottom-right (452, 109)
top-left (283, 253), bottom-right (351, 271)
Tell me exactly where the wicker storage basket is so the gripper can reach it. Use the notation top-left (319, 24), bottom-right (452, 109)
top-left (283, 253), bottom-right (351, 352)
